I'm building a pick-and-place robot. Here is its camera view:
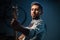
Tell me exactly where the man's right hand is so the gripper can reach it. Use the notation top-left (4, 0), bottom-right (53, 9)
top-left (18, 34), bottom-right (26, 40)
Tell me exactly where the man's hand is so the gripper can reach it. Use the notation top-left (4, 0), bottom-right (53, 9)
top-left (18, 34), bottom-right (25, 40)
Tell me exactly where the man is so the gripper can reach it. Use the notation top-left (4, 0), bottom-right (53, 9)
top-left (11, 2), bottom-right (46, 40)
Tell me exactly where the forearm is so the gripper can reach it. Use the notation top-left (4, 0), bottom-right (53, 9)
top-left (10, 19), bottom-right (29, 36)
top-left (18, 34), bottom-right (26, 40)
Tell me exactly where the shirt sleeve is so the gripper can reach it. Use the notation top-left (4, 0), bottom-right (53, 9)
top-left (27, 21), bottom-right (46, 38)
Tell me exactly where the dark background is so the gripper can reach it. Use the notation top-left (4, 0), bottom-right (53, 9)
top-left (0, 0), bottom-right (60, 40)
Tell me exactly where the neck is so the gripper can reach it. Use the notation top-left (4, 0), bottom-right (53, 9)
top-left (32, 16), bottom-right (40, 20)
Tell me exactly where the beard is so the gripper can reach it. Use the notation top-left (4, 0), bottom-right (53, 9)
top-left (32, 16), bottom-right (40, 20)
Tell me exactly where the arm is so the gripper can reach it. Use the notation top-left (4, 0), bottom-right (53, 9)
top-left (10, 19), bottom-right (30, 36)
top-left (18, 34), bottom-right (26, 40)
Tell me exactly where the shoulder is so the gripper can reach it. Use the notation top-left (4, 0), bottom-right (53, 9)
top-left (36, 19), bottom-right (45, 25)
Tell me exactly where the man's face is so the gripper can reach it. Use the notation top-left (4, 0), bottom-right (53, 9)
top-left (31, 5), bottom-right (41, 19)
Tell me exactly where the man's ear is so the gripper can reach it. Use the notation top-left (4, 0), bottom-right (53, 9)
top-left (39, 10), bottom-right (43, 15)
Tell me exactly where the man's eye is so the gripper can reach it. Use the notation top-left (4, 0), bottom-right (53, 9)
top-left (36, 9), bottom-right (39, 11)
top-left (31, 9), bottom-right (33, 11)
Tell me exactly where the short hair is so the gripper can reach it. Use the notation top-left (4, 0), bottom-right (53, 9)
top-left (31, 2), bottom-right (43, 11)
